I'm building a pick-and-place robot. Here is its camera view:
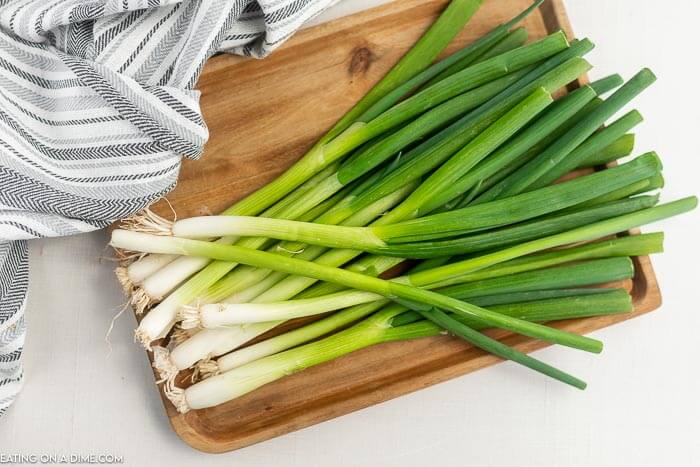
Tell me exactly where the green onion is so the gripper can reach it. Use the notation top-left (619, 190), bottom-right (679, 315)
top-left (392, 288), bottom-right (631, 326)
top-left (157, 178), bottom-right (421, 375)
top-left (334, 71), bottom-right (530, 186)
top-left (535, 110), bottom-right (643, 184)
top-left (432, 232), bottom-right (663, 288)
top-left (416, 307), bottom-right (587, 388)
top-left (123, 199), bottom-right (687, 348)
top-left (372, 195), bottom-right (658, 258)
top-left (130, 35), bottom-right (578, 346)
top-left (478, 27), bottom-right (529, 57)
top-left (121, 197), bottom-right (693, 359)
top-left (170, 153), bottom-right (660, 248)
top-left (171, 308), bottom-right (420, 412)
top-left (330, 50), bottom-right (587, 221)
top-left (588, 74), bottom-right (624, 95)
top-left (470, 288), bottom-right (611, 305)
top-left (236, 0), bottom-right (487, 217)
top-left (113, 0), bottom-right (697, 410)
top-left (578, 133), bottom-right (635, 168)
top-left (200, 230), bottom-right (664, 368)
top-left (156, 232), bottom-right (664, 379)
top-left (470, 289), bottom-right (632, 323)
top-left (324, 55), bottom-right (593, 224)
top-left (117, 253), bottom-right (177, 292)
top-left (199, 180), bottom-right (418, 304)
top-left (575, 174), bottom-right (664, 209)
top-left (477, 68), bottom-right (657, 202)
top-left (193, 288), bottom-right (632, 406)
top-left (420, 1), bottom-right (543, 89)
top-left (113, 228), bottom-right (609, 353)
top-left (470, 96), bottom-right (605, 200)
top-left (292, 230), bottom-right (660, 299)
top-left (436, 257), bottom-right (633, 299)
top-left (175, 286), bottom-right (636, 412)
top-left (339, 42), bottom-right (576, 188)
top-left (410, 286), bottom-right (632, 387)
top-left (405, 197), bottom-right (696, 287)
top-left (417, 85), bottom-right (600, 214)
top-left (179, 256), bottom-right (633, 328)
top-left (351, 85), bottom-right (556, 222)
top-left (330, 0), bottom-right (487, 134)
top-left (129, 2), bottom-right (559, 332)
top-left (335, 31), bottom-right (569, 162)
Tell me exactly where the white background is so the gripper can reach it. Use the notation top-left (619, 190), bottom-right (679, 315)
top-left (1, 1), bottom-right (699, 466)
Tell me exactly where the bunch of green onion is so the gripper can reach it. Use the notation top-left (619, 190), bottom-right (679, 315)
top-left (110, 0), bottom-right (696, 413)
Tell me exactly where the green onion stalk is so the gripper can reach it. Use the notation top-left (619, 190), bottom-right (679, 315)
top-left (370, 195), bottom-right (659, 258)
top-left (475, 68), bottom-right (657, 203)
top-left (174, 186), bottom-right (661, 376)
top-left (367, 0), bottom-right (545, 115)
top-left (579, 133), bottom-right (635, 168)
top-left (149, 76), bottom-right (602, 379)
top-left (206, 284), bottom-right (632, 377)
top-left (180, 256), bottom-right (633, 329)
top-left (420, 84), bottom-right (602, 214)
top-left (118, 229), bottom-right (606, 356)
top-left (196, 179), bottom-right (419, 305)
top-left (111, 0), bottom-right (696, 414)
top-left (148, 182), bottom-right (419, 381)
top-left (214, 232), bottom-right (662, 369)
top-left (169, 153), bottom-right (661, 249)
top-left (238, 0), bottom-right (490, 214)
top-left (150, 146), bottom-right (662, 374)
top-left (161, 232), bottom-right (663, 379)
top-left (170, 287), bottom-right (631, 413)
top-left (331, 52), bottom-right (594, 226)
top-left (112, 198), bottom-right (697, 355)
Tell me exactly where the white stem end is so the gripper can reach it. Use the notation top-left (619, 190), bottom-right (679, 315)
top-left (154, 347), bottom-right (191, 413)
top-left (120, 208), bottom-right (174, 236)
top-left (135, 328), bottom-right (154, 351)
top-left (170, 326), bottom-right (196, 345)
top-left (130, 287), bottom-right (154, 315)
top-left (194, 359), bottom-right (220, 380)
top-left (114, 266), bottom-right (134, 295)
top-left (177, 305), bottom-right (203, 330)
top-left (163, 384), bottom-right (190, 414)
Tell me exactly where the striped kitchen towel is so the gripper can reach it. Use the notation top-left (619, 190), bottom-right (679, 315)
top-left (0, 0), bottom-right (336, 416)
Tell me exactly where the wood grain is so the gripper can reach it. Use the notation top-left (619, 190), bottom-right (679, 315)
top-left (137, 0), bottom-right (662, 453)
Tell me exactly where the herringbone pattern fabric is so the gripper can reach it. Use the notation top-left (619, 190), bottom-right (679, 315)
top-left (0, 0), bottom-right (335, 416)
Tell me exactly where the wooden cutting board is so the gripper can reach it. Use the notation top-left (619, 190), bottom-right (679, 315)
top-left (141, 0), bottom-right (662, 453)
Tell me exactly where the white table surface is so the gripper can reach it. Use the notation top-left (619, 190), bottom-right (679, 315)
top-left (1, 1), bottom-right (699, 466)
